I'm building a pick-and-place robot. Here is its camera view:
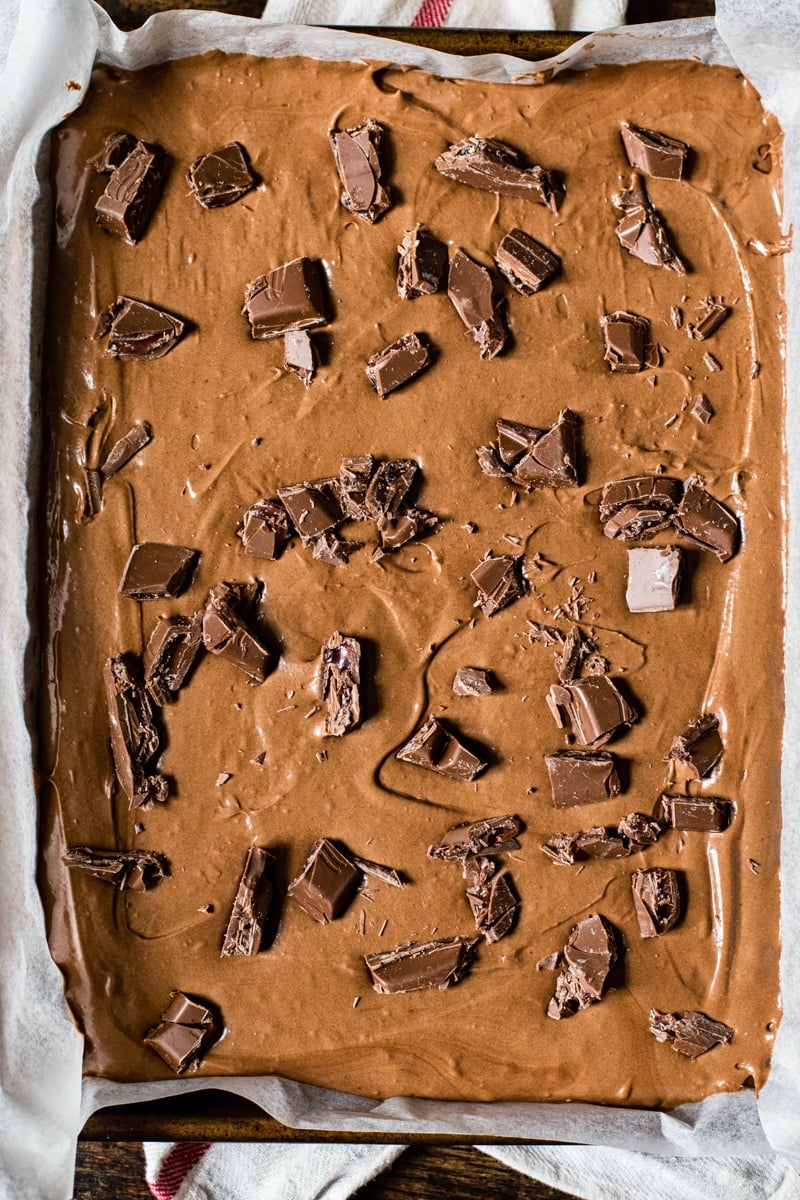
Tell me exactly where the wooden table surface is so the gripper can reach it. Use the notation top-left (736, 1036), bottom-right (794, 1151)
top-left (75, 1), bottom-right (713, 1196)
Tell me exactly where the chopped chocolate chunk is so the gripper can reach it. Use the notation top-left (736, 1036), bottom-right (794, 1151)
top-left (620, 122), bottom-right (690, 180)
top-left (95, 140), bottom-right (167, 244)
top-left (144, 991), bottom-right (219, 1073)
top-left (397, 225), bottom-right (447, 298)
top-left (428, 814), bottom-right (522, 861)
top-left (618, 812), bottom-right (662, 846)
top-left (547, 676), bottom-right (638, 748)
top-left (703, 351), bottom-right (722, 372)
top-left (221, 845), bottom-right (274, 957)
top-left (365, 936), bottom-right (478, 994)
top-left (337, 455), bottom-right (375, 520)
top-left (664, 712), bottom-right (723, 780)
top-left (574, 827), bottom-right (628, 858)
top-left (82, 467), bottom-right (103, 518)
top-left (119, 543), bottom-right (198, 600)
top-left (366, 332), bottom-right (430, 396)
top-left (541, 832), bottom-right (580, 866)
top-left (278, 479), bottom-right (342, 542)
top-left (466, 872), bottom-right (518, 943)
top-left (320, 631), bottom-right (362, 736)
top-left (495, 227), bottom-right (560, 295)
top-left (543, 811), bottom-right (663, 867)
top-left (93, 131), bottom-right (138, 174)
top-left (62, 846), bottom-right (168, 891)
top-left (626, 546), bottom-right (683, 612)
top-left (452, 666), bottom-right (493, 696)
top-left (238, 498), bottom-right (293, 560)
top-left (396, 715), bottom-right (487, 781)
top-left (434, 136), bottom-right (564, 212)
top-left (545, 750), bottom-right (621, 807)
top-left (671, 305), bottom-right (684, 329)
top-left (284, 329), bottom-right (317, 387)
top-left (600, 310), bottom-right (649, 373)
top-left (537, 952), bottom-right (562, 972)
top-left (478, 411), bottom-right (580, 491)
top-left (95, 297), bottom-right (185, 361)
top-left (599, 475), bottom-right (682, 541)
top-left (674, 476), bottom-right (739, 561)
top-left (691, 393), bottom-right (715, 424)
top-left (612, 179), bottom-right (685, 273)
top-left (288, 838), bottom-right (360, 924)
top-left (649, 1009), bottom-right (734, 1058)
top-left (202, 582), bottom-right (270, 684)
top-left (100, 421), bottom-right (152, 480)
top-left (243, 257), bottom-right (328, 340)
top-left (364, 459), bottom-right (418, 520)
top-left (374, 508), bottom-right (438, 557)
top-left (661, 794), bottom-right (731, 832)
top-left (329, 118), bottom-right (392, 223)
top-left (556, 625), bottom-right (584, 683)
top-left (187, 142), bottom-right (255, 208)
top-left (462, 855), bottom-right (497, 885)
top-left (104, 654), bottom-right (168, 809)
top-left (632, 868), bottom-right (681, 937)
top-left (688, 298), bottom-right (729, 340)
top-left (144, 611), bottom-right (204, 705)
top-left (471, 554), bottom-right (525, 617)
top-left (448, 249), bottom-right (507, 359)
top-left (547, 914), bottom-right (618, 1019)
top-left (351, 856), bottom-right (406, 889)
top-left (311, 531), bottom-right (356, 566)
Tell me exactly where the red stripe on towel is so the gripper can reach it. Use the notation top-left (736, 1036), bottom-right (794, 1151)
top-left (411, 0), bottom-right (455, 26)
top-left (148, 1143), bottom-right (211, 1200)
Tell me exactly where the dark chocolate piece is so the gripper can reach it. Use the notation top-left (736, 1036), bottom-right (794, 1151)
top-left (434, 136), bottom-right (564, 212)
top-left (661, 794), bottom-right (731, 832)
top-left (547, 676), bottom-right (638, 748)
top-left (100, 421), bottom-right (152, 480)
top-left (547, 915), bottom-right (618, 1019)
top-left (202, 582), bottom-right (271, 684)
top-left (452, 667), bottom-right (493, 696)
top-left (104, 654), bottom-right (168, 809)
top-left (466, 872), bottom-right (518, 943)
top-left (365, 936), bottom-right (478, 994)
top-left (620, 122), bottom-right (690, 180)
top-left (278, 478), bottom-right (342, 543)
top-left (632, 867), bottom-right (681, 937)
top-left (144, 991), bottom-right (219, 1074)
top-left (238, 498), bottom-right (293, 561)
top-left (62, 846), bottom-right (168, 891)
top-left (618, 812), bottom-right (662, 846)
top-left (396, 715), bottom-right (486, 782)
top-left (95, 297), bottom-right (185, 361)
top-left (478, 411), bottom-right (580, 491)
top-left (351, 856), bottom-right (406, 889)
top-left (287, 838), bottom-right (361, 924)
top-left (674, 476), bottom-right (739, 561)
top-left (187, 142), bottom-right (255, 208)
top-left (119, 543), bottom-right (198, 601)
top-left (626, 546), bottom-right (683, 612)
top-left (471, 554), bottom-right (524, 617)
top-left (600, 310), bottom-right (649, 373)
top-left (428, 814), bottom-right (522, 861)
top-left (397, 225), bottom-right (447, 298)
top-left (664, 712), bottom-right (723, 780)
top-left (82, 467), bottom-right (103, 518)
top-left (320, 631), bottom-right (362, 737)
top-left (337, 455), bottom-right (376, 520)
top-left (329, 118), bottom-right (392, 223)
top-left (243, 257), bottom-right (328, 340)
top-left (283, 329), bottom-right (317, 387)
top-left (575, 827), bottom-right (630, 859)
top-left (366, 333), bottom-right (430, 396)
top-left (688, 298), bottom-right (729, 340)
top-left (364, 459), bottom-right (418, 520)
top-left (544, 750), bottom-right (621, 807)
top-left (612, 179), bottom-right (685, 273)
top-left (144, 611), bottom-right (205, 705)
top-left (95, 139), bottom-right (166, 244)
top-left (93, 131), bottom-right (138, 174)
top-left (649, 1009), bottom-right (734, 1058)
top-left (448, 248), bottom-right (507, 359)
top-left (221, 845), bottom-right (274, 957)
top-left (495, 227), bottom-right (560, 295)
top-left (599, 475), bottom-right (682, 541)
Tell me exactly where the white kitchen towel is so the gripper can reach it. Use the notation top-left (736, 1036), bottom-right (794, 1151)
top-left (261, 0), bottom-right (628, 31)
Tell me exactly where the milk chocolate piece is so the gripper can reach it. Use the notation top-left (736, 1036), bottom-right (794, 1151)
top-left (288, 838), bottom-right (360, 924)
top-left (312, 530), bottom-right (357, 566)
top-left (374, 508), bottom-right (438, 556)
top-left (543, 811), bottom-right (663, 866)
top-left (397, 226), bottom-right (447, 298)
top-left (545, 750), bottom-right (621, 807)
top-left (675, 477), bottom-right (739, 561)
top-left (221, 845), bottom-right (274, 957)
top-left (428, 814), bottom-right (522, 861)
top-left (283, 330), bottom-right (317, 387)
top-left (366, 333), bottom-right (430, 396)
top-left (661, 794), bottom-right (731, 832)
top-left (452, 667), bottom-right (493, 696)
top-left (612, 179), bottom-right (685, 273)
top-left (187, 142), bottom-right (255, 208)
top-left (495, 227), bottom-right (560, 295)
top-left (547, 677), bottom-right (638, 748)
top-left (278, 479), bottom-right (342, 542)
top-left (547, 915), bottom-right (618, 1019)
top-left (600, 310), bottom-right (649, 373)
top-left (691, 394), bottom-right (715, 424)
top-left (364, 459), bottom-right (418, 520)
top-left (144, 612), bottom-right (204, 705)
top-left (471, 554), bottom-right (524, 617)
top-left (541, 832), bottom-right (580, 866)
top-left (575, 827), bottom-right (630, 859)
top-left (396, 715), bottom-right (486, 781)
top-left (337, 455), bottom-right (375, 520)
top-left (448, 249), bottom-right (507, 359)
top-left (82, 467), bottom-right (103, 518)
top-left (320, 631), bottom-right (362, 737)
top-left (104, 654), bottom-right (168, 809)
top-left (600, 475), bottom-right (682, 541)
top-left (100, 422), bottom-right (152, 480)
top-left (620, 122), bottom-right (690, 180)
top-left (664, 712), bottom-right (723, 780)
top-left (555, 626), bottom-right (584, 684)
top-left (238, 498), bottom-right (293, 561)
top-left (119, 543), bottom-right (199, 600)
top-left (62, 847), bottom-right (168, 891)
top-left (202, 582), bottom-right (270, 684)
top-left (144, 991), bottom-right (218, 1073)
top-left (95, 297), bottom-right (185, 361)
top-left (466, 872), bottom-right (518, 943)
top-left (95, 140), bottom-right (166, 243)
top-left (329, 118), bottom-right (392, 223)
top-left (351, 856), bottom-right (406, 889)
top-left (632, 867), bottom-right (681, 937)
top-left (618, 812), bottom-right (663, 846)
top-left (479, 411), bottom-right (580, 491)
top-left (688, 299), bottom-right (729, 340)
top-left (93, 131), bottom-right (138, 173)
top-left (434, 136), bottom-right (564, 212)
top-left (649, 1009), bottom-right (734, 1058)
top-left (626, 546), bottom-right (683, 612)
top-left (365, 936), bottom-right (478, 994)
top-left (243, 258), bottom-right (328, 340)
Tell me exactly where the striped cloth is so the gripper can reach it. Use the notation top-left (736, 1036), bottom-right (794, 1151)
top-left (261, 0), bottom-right (628, 30)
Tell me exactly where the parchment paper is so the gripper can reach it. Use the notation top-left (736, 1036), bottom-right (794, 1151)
top-left (0, 2), bottom-right (797, 1196)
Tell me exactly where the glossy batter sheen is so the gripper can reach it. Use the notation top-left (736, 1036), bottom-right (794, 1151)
top-left (39, 53), bottom-right (785, 1106)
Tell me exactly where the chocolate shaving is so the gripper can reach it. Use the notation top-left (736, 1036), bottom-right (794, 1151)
top-left (320, 631), bottom-right (362, 736)
top-left (620, 122), bottom-right (690, 180)
top-left (661, 794), bottom-right (731, 832)
top-left (351, 855), bottom-right (406, 889)
top-left (397, 225), bottom-right (447, 298)
top-left (95, 297), bottom-right (185, 361)
top-left (626, 546), bottom-right (683, 612)
top-left (365, 936), bottom-right (478, 994)
top-left (82, 467), bottom-right (103, 519)
top-left (547, 676), bottom-right (638, 748)
top-left (466, 872), bottom-right (518, 943)
top-left (119, 543), bottom-right (199, 600)
top-left (95, 139), bottom-right (167, 244)
top-left (674, 476), bottom-right (739, 561)
top-left (649, 1009), bottom-right (734, 1058)
top-left (544, 750), bottom-right (621, 807)
top-left (664, 712), bottom-right (723, 780)
top-left (600, 310), bottom-right (649, 373)
top-left (243, 257), bottom-right (328, 340)
top-left (448, 249), bottom-right (508, 359)
top-left (688, 298), bottom-right (729, 340)
top-left (366, 332), bottom-right (431, 396)
top-left (428, 814), bottom-right (521, 862)
top-left (221, 845), bottom-right (274, 957)
top-left (144, 611), bottom-right (205, 705)
top-left (632, 868), bottom-right (681, 938)
top-left (101, 422), bottom-right (152, 480)
top-left (329, 118), bottom-right (392, 223)
top-left (238, 498), bottom-right (293, 561)
top-left (452, 667), bottom-right (493, 696)
top-left (284, 329), bottom-right (317, 387)
top-left (434, 135), bottom-right (564, 212)
top-left (202, 582), bottom-right (271, 684)
top-left (495, 227), bottom-right (560, 295)
top-left (62, 846), bottom-right (168, 891)
top-left (396, 714), bottom-right (487, 781)
top-left (104, 654), bottom-right (168, 809)
top-left (288, 838), bottom-right (361, 924)
top-left (471, 554), bottom-right (525, 617)
top-left (547, 914), bottom-right (619, 1019)
top-left (477, 410), bottom-right (580, 491)
top-left (612, 178), bottom-right (685, 273)
top-left (144, 991), bottom-right (219, 1074)
top-left (187, 142), bottom-right (255, 208)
